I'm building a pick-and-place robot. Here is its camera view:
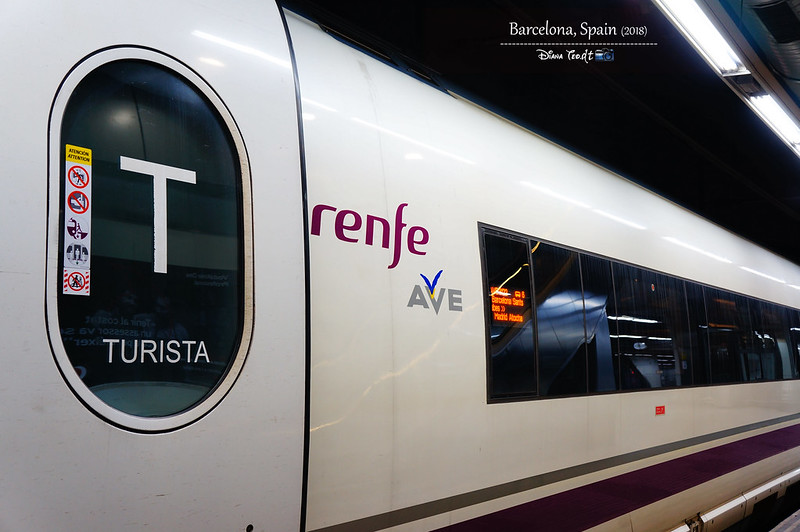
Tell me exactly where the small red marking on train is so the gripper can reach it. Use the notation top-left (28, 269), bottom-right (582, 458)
top-left (655, 406), bottom-right (666, 416)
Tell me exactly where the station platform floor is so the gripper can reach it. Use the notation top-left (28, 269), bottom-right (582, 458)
top-left (773, 509), bottom-right (800, 531)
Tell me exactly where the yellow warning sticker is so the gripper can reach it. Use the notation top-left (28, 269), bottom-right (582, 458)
top-left (65, 144), bottom-right (92, 165)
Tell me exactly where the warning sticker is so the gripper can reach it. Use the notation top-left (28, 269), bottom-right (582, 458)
top-left (67, 190), bottom-right (90, 214)
top-left (66, 144), bottom-right (92, 165)
top-left (63, 269), bottom-right (91, 295)
top-left (67, 165), bottom-right (90, 189)
top-left (63, 144), bottom-right (92, 296)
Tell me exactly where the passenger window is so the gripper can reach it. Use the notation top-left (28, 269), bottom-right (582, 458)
top-left (50, 55), bottom-right (249, 427)
top-left (480, 224), bottom-right (800, 402)
top-left (611, 264), bottom-right (691, 390)
top-left (483, 231), bottom-right (535, 399)
top-left (531, 242), bottom-right (587, 396)
top-left (580, 255), bottom-right (618, 392)
top-left (789, 310), bottom-right (800, 379)
top-left (750, 301), bottom-right (793, 380)
top-left (686, 282), bottom-right (711, 386)
top-left (705, 288), bottom-right (752, 384)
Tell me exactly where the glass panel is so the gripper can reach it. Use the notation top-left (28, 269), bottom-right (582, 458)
top-left (531, 242), bottom-right (586, 396)
top-left (789, 310), bottom-right (800, 380)
top-left (705, 288), bottom-right (751, 384)
top-left (686, 282), bottom-right (710, 386)
top-left (581, 255), bottom-right (618, 392)
top-left (57, 60), bottom-right (243, 417)
top-left (750, 301), bottom-right (792, 380)
top-left (484, 232), bottom-right (535, 398)
top-left (611, 264), bottom-right (690, 390)
top-left (581, 255), bottom-right (619, 392)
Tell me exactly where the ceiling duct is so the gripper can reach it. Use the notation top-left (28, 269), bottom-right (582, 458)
top-left (752, 1), bottom-right (800, 44)
top-left (735, 0), bottom-right (800, 99)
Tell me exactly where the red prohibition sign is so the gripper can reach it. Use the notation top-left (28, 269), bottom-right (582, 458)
top-left (67, 272), bottom-right (86, 291)
top-left (67, 190), bottom-right (89, 214)
top-left (68, 165), bottom-right (89, 188)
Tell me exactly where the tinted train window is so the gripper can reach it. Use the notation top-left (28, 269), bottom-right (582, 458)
top-left (705, 288), bottom-right (752, 384)
top-left (483, 232), bottom-right (535, 398)
top-left (686, 282), bottom-right (711, 386)
top-left (789, 310), bottom-right (800, 379)
top-left (580, 254), bottom-right (618, 392)
top-left (532, 242), bottom-right (587, 396)
top-left (49, 51), bottom-right (250, 429)
top-left (480, 225), bottom-right (800, 402)
top-left (749, 301), bottom-right (794, 380)
top-left (611, 264), bottom-right (691, 390)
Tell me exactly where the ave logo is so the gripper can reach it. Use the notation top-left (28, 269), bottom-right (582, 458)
top-left (407, 269), bottom-right (463, 314)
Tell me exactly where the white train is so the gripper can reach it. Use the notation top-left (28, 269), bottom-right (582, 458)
top-left (4, 2), bottom-right (800, 531)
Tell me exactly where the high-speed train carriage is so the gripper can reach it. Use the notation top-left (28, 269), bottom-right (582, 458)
top-left (5, 1), bottom-right (800, 531)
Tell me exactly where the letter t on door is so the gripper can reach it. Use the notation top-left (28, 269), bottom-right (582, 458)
top-left (120, 156), bottom-right (196, 273)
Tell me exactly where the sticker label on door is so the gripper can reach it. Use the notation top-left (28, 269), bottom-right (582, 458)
top-left (63, 144), bottom-right (92, 295)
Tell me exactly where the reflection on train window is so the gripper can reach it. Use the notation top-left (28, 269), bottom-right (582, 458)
top-left (532, 243), bottom-right (586, 396)
top-left (480, 224), bottom-right (800, 402)
top-left (789, 310), bottom-right (800, 379)
top-left (580, 254), bottom-right (618, 393)
top-left (686, 282), bottom-right (711, 386)
top-left (56, 60), bottom-right (244, 418)
top-left (749, 301), bottom-right (794, 380)
top-left (705, 288), bottom-right (752, 384)
top-left (484, 232), bottom-right (535, 398)
top-left (612, 264), bottom-right (691, 390)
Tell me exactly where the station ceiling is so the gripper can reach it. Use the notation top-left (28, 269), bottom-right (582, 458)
top-left (284, 0), bottom-right (800, 266)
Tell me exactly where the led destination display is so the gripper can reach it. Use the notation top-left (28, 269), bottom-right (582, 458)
top-left (490, 288), bottom-right (528, 324)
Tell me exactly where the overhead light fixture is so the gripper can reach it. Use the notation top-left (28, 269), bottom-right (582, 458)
top-left (747, 94), bottom-right (800, 155)
top-left (653, 0), bottom-right (749, 76)
top-left (655, 1), bottom-right (800, 160)
top-left (608, 315), bottom-right (660, 324)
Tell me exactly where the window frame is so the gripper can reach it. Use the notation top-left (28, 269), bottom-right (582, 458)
top-left (480, 226), bottom-right (538, 402)
top-left (479, 222), bottom-right (800, 403)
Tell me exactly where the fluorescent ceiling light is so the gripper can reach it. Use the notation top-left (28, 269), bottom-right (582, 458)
top-left (609, 315), bottom-right (660, 324)
top-left (657, 0), bottom-right (800, 161)
top-left (748, 94), bottom-right (800, 152)
top-left (653, 0), bottom-right (749, 76)
top-left (611, 334), bottom-right (673, 341)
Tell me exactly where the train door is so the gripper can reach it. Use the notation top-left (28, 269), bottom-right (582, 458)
top-left (2, 3), bottom-right (306, 530)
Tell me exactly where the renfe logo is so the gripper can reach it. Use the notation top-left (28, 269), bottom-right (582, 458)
top-left (310, 202), bottom-right (429, 269)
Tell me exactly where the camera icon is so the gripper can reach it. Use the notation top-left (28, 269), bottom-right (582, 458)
top-left (595, 48), bottom-right (615, 62)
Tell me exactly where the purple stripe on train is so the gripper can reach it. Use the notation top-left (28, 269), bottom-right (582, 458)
top-left (438, 424), bottom-right (800, 531)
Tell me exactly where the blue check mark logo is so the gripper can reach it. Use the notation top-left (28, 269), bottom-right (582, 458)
top-left (420, 270), bottom-right (443, 299)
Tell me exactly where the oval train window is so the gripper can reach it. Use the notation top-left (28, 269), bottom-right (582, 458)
top-left (47, 49), bottom-right (252, 431)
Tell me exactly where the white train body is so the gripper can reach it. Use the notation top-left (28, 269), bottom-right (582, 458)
top-left (4, 2), bottom-right (800, 531)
